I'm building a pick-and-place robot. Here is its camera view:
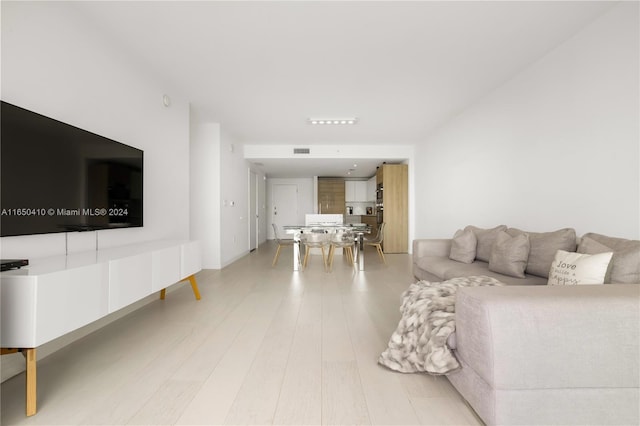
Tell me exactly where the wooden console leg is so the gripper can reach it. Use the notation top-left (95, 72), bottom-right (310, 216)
top-left (1, 348), bottom-right (37, 416)
top-left (25, 348), bottom-right (36, 416)
top-left (188, 275), bottom-right (201, 300)
top-left (159, 276), bottom-right (200, 301)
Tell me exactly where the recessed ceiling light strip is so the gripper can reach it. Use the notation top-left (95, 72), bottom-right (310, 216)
top-left (308, 118), bottom-right (357, 125)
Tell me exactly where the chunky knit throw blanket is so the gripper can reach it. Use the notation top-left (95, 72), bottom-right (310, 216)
top-left (378, 275), bottom-right (503, 375)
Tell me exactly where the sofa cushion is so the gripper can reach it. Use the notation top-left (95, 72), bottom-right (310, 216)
top-left (489, 231), bottom-right (530, 278)
top-left (578, 233), bottom-right (640, 284)
top-left (415, 255), bottom-right (463, 279)
top-left (464, 225), bottom-right (507, 262)
top-left (507, 228), bottom-right (576, 278)
top-left (548, 250), bottom-right (613, 286)
top-left (449, 229), bottom-right (477, 264)
top-left (414, 256), bottom-right (547, 286)
top-left (443, 263), bottom-right (547, 286)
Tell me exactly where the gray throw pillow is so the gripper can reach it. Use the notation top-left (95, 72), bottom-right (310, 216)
top-left (489, 231), bottom-right (530, 278)
top-left (579, 233), bottom-right (640, 284)
top-left (449, 229), bottom-right (477, 264)
top-left (507, 228), bottom-right (576, 278)
top-left (464, 225), bottom-right (507, 262)
top-left (578, 236), bottom-right (611, 253)
top-left (577, 236), bottom-right (614, 283)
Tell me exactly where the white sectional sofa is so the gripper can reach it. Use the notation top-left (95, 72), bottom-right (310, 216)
top-left (412, 227), bottom-right (640, 425)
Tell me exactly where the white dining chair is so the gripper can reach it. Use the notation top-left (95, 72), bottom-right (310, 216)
top-left (328, 229), bottom-right (356, 272)
top-left (301, 230), bottom-right (329, 271)
top-left (364, 222), bottom-right (386, 264)
top-left (272, 223), bottom-right (296, 267)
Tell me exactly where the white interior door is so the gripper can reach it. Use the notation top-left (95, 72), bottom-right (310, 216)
top-left (249, 171), bottom-right (258, 251)
top-left (272, 184), bottom-right (298, 238)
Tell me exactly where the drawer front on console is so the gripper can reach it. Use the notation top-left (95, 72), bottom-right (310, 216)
top-left (1, 276), bottom-right (38, 348)
top-left (36, 263), bottom-right (109, 346)
top-left (151, 246), bottom-right (181, 291)
top-left (1, 263), bottom-right (108, 348)
top-left (109, 253), bottom-right (152, 313)
top-left (181, 241), bottom-right (202, 278)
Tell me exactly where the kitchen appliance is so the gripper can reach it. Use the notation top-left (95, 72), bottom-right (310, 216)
top-left (376, 183), bottom-right (384, 224)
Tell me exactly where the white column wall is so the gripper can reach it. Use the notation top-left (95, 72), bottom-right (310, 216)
top-left (220, 131), bottom-right (251, 267)
top-left (189, 120), bottom-right (222, 269)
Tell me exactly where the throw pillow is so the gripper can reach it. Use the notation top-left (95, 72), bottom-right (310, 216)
top-left (507, 228), bottom-right (576, 278)
top-left (548, 250), bottom-right (613, 286)
top-left (579, 233), bottom-right (640, 284)
top-left (464, 225), bottom-right (507, 262)
top-left (578, 235), bottom-right (612, 254)
top-left (449, 229), bottom-right (477, 264)
top-left (489, 231), bottom-right (530, 278)
top-left (577, 236), bottom-right (613, 283)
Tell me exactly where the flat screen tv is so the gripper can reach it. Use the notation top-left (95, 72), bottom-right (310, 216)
top-left (1, 101), bottom-right (143, 237)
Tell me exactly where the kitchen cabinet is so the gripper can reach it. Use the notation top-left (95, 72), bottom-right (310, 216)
top-left (317, 178), bottom-right (345, 214)
top-left (367, 176), bottom-right (376, 201)
top-left (345, 180), bottom-right (368, 202)
top-left (377, 164), bottom-right (408, 253)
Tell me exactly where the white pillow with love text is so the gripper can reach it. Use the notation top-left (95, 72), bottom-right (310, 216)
top-left (548, 250), bottom-right (613, 286)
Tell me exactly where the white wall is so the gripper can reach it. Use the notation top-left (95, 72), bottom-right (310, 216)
top-left (415, 2), bottom-right (639, 240)
top-left (190, 120), bottom-right (222, 269)
top-left (219, 131), bottom-right (250, 267)
top-left (190, 123), bottom-right (260, 268)
top-left (244, 144), bottom-right (414, 161)
top-left (0, 2), bottom-right (191, 382)
top-left (1, 2), bottom-right (190, 258)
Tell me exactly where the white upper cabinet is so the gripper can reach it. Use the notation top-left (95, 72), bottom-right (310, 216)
top-left (345, 181), bottom-right (369, 202)
top-left (345, 181), bottom-right (355, 201)
top-left (367, 176), bottom-right (376, 201)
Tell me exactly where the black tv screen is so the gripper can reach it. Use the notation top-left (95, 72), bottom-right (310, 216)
top-left (1, 101), bottom-right (143, 237)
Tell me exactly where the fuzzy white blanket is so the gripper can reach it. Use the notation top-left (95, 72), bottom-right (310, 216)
top-left (378, 275), bottom-right (503, 375)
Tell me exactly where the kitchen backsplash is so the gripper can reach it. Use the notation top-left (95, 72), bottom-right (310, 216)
top-left (345, 201), bottom-right (375, 216)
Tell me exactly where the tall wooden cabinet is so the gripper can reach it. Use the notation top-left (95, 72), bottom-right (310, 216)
top-left (377, 164), bottom-right (408, 253)
top-left (317, 178), bottom-right (345, 214)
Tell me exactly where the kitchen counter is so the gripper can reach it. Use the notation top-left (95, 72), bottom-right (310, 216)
top-left (346, 215), bottom-right (378, 236)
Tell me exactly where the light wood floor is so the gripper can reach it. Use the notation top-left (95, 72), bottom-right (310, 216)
top-left (1, 242), bottom-right (482, 425)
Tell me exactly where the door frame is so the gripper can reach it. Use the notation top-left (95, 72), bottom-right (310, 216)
top-left (248, 170), bottom-right (258, 251)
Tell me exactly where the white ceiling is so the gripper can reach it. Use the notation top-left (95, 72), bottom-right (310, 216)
top-left (72, 1), bottom-right (615, 177)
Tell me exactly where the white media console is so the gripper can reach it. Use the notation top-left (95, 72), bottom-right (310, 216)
top-left (0, 239), bottom-right (202, 416)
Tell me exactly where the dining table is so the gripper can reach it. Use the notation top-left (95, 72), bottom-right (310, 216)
top-left (283, 224), bottom-right (372, 271)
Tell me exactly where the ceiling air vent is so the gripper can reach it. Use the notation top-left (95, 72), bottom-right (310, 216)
top-left (293, 148), bottom-right (310, 154)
